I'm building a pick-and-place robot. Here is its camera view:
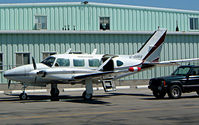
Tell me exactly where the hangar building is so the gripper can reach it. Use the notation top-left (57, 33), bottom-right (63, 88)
top-left (1, 2), bottom-right (199, 83)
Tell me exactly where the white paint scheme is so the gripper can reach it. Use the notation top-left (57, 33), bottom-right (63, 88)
top-left (4, 29), bottom-right (199, 100)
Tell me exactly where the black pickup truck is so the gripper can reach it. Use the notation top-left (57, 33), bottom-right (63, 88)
top-left (148, 65), bottom-right (199, 99)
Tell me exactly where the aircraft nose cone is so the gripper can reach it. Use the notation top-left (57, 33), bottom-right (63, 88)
top-left (3, 66), bottom-right (26, 80)
top-left (3, 70), bottom-right (12, 78)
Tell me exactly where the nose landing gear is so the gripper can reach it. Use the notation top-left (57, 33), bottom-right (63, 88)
top-left (19, 84), bottom-right (28, 100)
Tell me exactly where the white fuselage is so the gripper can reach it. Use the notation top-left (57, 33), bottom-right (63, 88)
top-left (4, 53), bottom-right (142, 85)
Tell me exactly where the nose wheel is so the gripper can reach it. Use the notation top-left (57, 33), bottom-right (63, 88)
top-left (19, 84), bottom-right (28, 100)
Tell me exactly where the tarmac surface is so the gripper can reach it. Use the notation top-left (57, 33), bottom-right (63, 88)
top-left (0, 87), bottom-right (199, 125)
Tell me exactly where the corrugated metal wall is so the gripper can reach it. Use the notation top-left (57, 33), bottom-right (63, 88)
top-left (0, 2), bottom-right (199, 31)
top-left (1, 32), bottom-right (199, 83)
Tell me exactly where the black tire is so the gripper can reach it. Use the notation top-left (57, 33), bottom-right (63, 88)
top-left (153, 91), bottom-right (166, 99)
top-left (168, 85), bottom-right (182, 99)
top-left (82, 91), bottom-right (92, 100)
top-left (50, 88), bottom-right (60, 97)
top-left (19, 93), bottom-right (28, 100)
top-left (196, 90), bottom-right (199, 96)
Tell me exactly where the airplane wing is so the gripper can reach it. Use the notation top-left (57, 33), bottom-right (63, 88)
top-left (73, 68), bottom-right (138, 80)
top-left (144, 58), bottom-right (199, 66)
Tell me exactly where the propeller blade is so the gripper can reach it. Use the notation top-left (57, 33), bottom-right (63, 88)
top-left (8, 80), bottom-right (11, 89)
top-left (32, 57), bottom-right (37, 70)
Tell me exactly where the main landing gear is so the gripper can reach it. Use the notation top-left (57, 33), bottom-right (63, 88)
top-left (50, 84), bottom-right (60, 101)
top-left (82, 79), bottom-right (93, 100)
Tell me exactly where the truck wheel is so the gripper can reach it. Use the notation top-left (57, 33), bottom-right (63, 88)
top-left (196, 90), bottom-right (199, 96)
top-left (153, 91), bottom-right (166, 99)
top-left (168, 85), bottom-right (182, 99)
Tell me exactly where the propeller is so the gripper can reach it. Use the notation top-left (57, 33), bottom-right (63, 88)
top-left (32, 57), bottom-right (37, 70)
top-left (32, 57), bottom-right (37, 83)
top-left (8, 80), bottom-right (11, 89)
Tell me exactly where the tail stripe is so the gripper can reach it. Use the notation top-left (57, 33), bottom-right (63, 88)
top-left (143, 31), bottom-right (167, 61)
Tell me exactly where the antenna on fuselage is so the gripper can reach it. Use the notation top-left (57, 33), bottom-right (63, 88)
top-left (65, 48), bottom-right (72, 54)
top-left (92, 49), bottom-right (97, 55)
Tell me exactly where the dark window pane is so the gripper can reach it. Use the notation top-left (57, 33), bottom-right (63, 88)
top-left (89, 59), bottom-right (100, 67)
top-left (73, 59), bottom-right (85, 67)
top-left (100, 17), bottom-right (110, 30)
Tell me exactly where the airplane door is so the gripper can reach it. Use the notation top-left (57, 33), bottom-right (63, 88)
top-left (102, 58), bottom-right (114, 71)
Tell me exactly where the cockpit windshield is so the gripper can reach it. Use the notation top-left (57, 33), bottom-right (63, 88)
top-left (41, 57), bottom-right (55, 67)
top-left (172, 67), bottom-right (191, 76)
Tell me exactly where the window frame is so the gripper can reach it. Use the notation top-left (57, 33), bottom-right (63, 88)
top-left (99, 17), bottom-right (110, 30)
top-left (16, 53), bottom-right (30, 66)
top-left (73, 59), bottom-right (85, 67)
top-left (55, 58), bottom-right (70, 67)
top-left (35, 15), bottom-right (47, 30)
top-left (189, 17), bottom-right (199, 31)
top-left (88, 59), bottom-right (100, 67)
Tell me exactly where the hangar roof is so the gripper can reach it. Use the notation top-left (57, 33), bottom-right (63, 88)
top-left (0, 2), bottom-right (198, 14)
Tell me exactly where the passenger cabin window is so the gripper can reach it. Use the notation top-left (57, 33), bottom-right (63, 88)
top-left (55, 58), bottom-right (70, 67)
top-left (35, 16), bottom-right (47, 30)
top-left (100, 17), bottom-right (110, 30)
top-left (16, 53), bottom-right (30, 66)
top-left (190, 18), bottom-right (199, 30)
top-left (117, 60), bottom-right (124, 67)
top-left (42, 52), bottom-right (57, 59)
top-left (0, 53), bottom-right (3, 70)
top-left (41, 57), bottom-right (55, 67)
top-left (73, 59), bottom-right (85, 67)
top-left (89, 59), bottom-right (100, 67)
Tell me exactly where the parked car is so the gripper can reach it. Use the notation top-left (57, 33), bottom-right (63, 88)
top-left (148, 65), bottom-right (199, 99)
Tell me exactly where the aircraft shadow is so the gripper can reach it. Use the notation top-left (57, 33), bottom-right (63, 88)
top-left (0, 92), bottom-right (153, 103)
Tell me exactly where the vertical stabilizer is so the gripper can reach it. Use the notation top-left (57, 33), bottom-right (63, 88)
top-left (132, 29), bottom-right (167, 62)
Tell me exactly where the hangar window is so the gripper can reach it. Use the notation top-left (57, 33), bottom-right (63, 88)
top-left (0, 53), bottom-right (3, 70)
top-left (43, 52), bottom-right (57, 59)
top-left (89, 59), bottom-right (100, 67)
top-left (73, 59), bottom-right (85, 67)
top-left (190, 18), bottom-right (199, 30)
top-left (35, 16), bottom-right (47, 30)
top-left (100, 17), bottom-right (110, 30)
top-left (16, 53), bottom-right (30, 66)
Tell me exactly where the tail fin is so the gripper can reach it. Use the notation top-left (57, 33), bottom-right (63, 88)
top-left (132, 29), bottom-right (167, 62)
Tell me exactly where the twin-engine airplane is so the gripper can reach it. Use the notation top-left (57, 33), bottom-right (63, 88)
top-left (4, 29), bottom-right (199, 100)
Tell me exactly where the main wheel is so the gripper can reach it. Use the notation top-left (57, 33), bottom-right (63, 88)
top-left (50, 88), bottom-right (60, 97)
top-left (82, 91), bottom-right (93, 100)
top-left (19, 93), bottom-right (28, 100)
top-left (153, 91), bottom-right (166, 99)
top-left (168, 85), bottom-right (182, 99)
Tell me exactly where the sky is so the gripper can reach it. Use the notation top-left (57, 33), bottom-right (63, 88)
top-left (0, 0), bottom-right (199, 11)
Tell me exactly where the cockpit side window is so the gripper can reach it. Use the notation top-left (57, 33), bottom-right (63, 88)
top-left (89, 59), bottom-right (100, 67)
top-left (55, 58), bottom-right (70, 67)
top-left (41, 57), bottom-right (55, 67)
top-left (73, 59), bottom-right (85, 67)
